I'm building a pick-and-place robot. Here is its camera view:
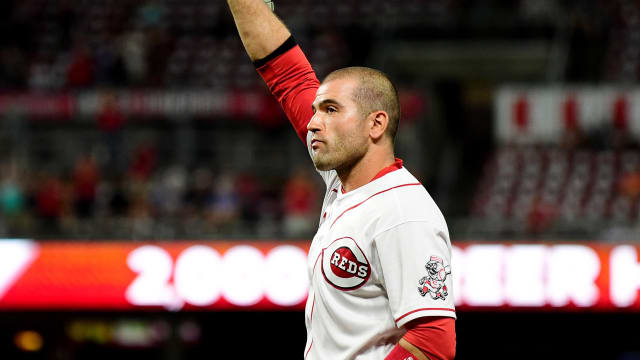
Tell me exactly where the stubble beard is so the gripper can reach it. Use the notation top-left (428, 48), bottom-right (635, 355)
top-left (312, 136), bottom-right (367, 173)
top-left (311, 146), bottom-right (336, 171)
top-left (312, 154), bottom-right (333, 171)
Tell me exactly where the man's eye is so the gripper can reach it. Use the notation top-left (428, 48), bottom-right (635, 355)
top-left (327, 106), bottom-right (337, 113)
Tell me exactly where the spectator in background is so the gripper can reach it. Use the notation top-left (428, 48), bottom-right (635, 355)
top-left (119, 31), bottom-right (147, 85)
top-left (235, 172), bottom-right (261, 232)
top-left (150, 165), bottom-right (187, 218)
top-left (206, 173), bottom-right (240, 233)
top-left (0, 161), bottom-right (25, 216)
top-left (66, 38), bottom-right (95, 88)
top-left (129, 141), bottom-right (157, 181)
top-left (256, 179), bottom-right (283, 237)
top-left (129, 189), bottom-right (153, 239)
top-left (282, 167), bottom-right (317, 238)
top-left (97, 91), bottom-right (126, 172)
top-left (127, 171), bottom-right (154, 239)
top-left (180, 167), bottom-right (212, 236)
top-left (35, 171), bottom-right (65, 236)
top-left (72, 154), bottom-right (100, 219)
top-left (183, 167), bottom-right (214, 218)
top-left (94, 37), bottom-right (128, 87)
top-left (0, 178), bottom-right (24, 217)
top-left (0, 162), bottom-right (26, 235)
top-left (109, 176), bottom-right (131, 218)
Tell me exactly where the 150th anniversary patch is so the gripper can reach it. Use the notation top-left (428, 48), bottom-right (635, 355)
top-left (322, 237), bottom-right (371, 291)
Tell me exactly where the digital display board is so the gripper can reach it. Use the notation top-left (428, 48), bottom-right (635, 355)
top-left (1, 240), bottom-right (639, 311)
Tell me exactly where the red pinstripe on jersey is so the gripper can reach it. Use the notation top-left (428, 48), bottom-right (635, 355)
top-left (305, 296), bottom-right (316, 359)
top-left (330, 183), bottom-right (422, 229)
top-left (305, 340), bottom-right (313, 359)
top-left (312, 250), bottom-right (322, 274)
top-left (395, 308), bottom-right (457, 324)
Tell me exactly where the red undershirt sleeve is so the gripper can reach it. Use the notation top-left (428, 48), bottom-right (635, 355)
top-left (403, 317), bottom-right (456, 360)
top-left (255, 37), bottom-right (320, 143)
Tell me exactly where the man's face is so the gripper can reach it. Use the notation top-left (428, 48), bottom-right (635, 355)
top-left (308, 78), bottom-right (369, 172)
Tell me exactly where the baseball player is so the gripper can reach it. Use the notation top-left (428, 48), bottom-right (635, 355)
top-left (226, 1), bottom-right (456, 359)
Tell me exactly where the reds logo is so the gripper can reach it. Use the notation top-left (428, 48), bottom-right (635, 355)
top-left (418, 256), bottom-right (451, 300)
top-left (322, 237), bottom-right (371, 290)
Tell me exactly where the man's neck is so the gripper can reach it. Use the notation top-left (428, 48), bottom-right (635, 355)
top-left (337, 150), bottom-right (396, 193)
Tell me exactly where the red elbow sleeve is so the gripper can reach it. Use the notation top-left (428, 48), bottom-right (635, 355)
top-left (403, 317), bottom-right (456, 360)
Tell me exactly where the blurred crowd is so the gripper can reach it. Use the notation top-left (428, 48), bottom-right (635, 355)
top-left (0, 150), bottom-right (321, 239)
top-left (1, 0), bottom-right (628, 91)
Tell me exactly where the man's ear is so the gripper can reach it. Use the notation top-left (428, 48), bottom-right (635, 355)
top-left (368, 110), bottom-right (389, 141)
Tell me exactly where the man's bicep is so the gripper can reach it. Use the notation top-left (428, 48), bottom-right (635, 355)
top-left (256, 40), bottom-right (320, 143)
top-left (284, 84), bottom-right (317, 142)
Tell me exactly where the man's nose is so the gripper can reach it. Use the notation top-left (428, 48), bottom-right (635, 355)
top-left (307, 113), bottom-right (322, 133)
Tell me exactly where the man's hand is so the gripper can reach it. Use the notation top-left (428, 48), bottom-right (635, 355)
top-left (227, 0), bottom-right (290, 61)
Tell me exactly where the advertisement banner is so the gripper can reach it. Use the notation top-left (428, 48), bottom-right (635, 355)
top-left (0, 240), bottom-right (639, 311)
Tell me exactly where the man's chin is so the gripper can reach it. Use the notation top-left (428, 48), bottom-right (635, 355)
top-left (313, 158), bottom-right (335, 172)
top-left (314, 163), bottom-right (334, 172)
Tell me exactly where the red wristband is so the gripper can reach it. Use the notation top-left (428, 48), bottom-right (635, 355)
top-left (385, 343), bottom-right (417, 360)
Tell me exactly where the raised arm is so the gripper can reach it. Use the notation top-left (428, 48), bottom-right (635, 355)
top-left (227, 0), bottom-right (320, 144)
top-left (226, 0), bottom-right (290, 62)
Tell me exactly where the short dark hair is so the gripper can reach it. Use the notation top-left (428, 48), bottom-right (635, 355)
top-left (323, 67), bottom-right (400, 144)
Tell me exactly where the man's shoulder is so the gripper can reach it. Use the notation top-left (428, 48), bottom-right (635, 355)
top-left (371, 167), bottom-right (426, 201)
top-left (369, 168), bottom-right (447, 231)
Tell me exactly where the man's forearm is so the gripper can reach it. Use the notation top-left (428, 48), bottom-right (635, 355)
top-left (227, 0), bottom-right (291, 61)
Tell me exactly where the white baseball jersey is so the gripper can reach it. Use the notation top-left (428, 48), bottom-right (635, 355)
top-left (304, 140), bottom-right (456, 360)
top-left (253, 40), bottom-right (455, 360)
